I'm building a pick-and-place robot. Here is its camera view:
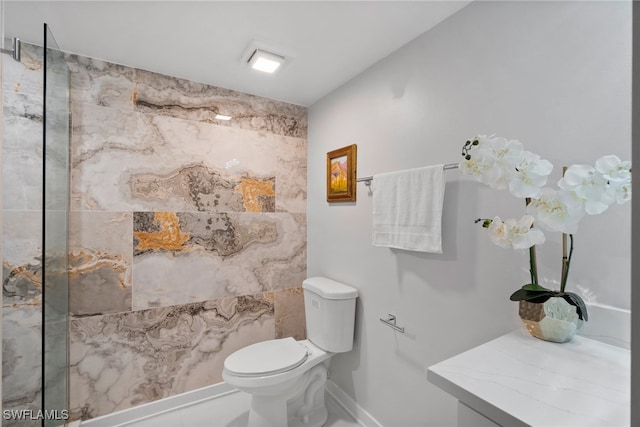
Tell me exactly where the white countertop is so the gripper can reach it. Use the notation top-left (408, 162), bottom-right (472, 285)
top-left (427, 328), bottom-right (630, 427)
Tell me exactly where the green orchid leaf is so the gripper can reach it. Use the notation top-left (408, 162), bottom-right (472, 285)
top-left (509, 288), bottom-right (531, 301)
top-left (511, 287), bottom-right (589, 321)
top-left (525, 293), bottom-right (554, 304)
top-left (521, 283), bottom-right (551, 292)
top-left (562, 292), bottom-right (589, 321)
top-left (509, 288), bottom-right (553, 302)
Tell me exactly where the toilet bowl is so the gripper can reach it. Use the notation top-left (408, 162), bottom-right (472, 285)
top-left (222, 277), bottom-right (358, 427)
top-left (223, 338), bottom-right (332, 427)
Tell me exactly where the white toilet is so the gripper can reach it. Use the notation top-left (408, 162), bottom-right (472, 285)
top-left (222, 277), bottom-right (358, 427)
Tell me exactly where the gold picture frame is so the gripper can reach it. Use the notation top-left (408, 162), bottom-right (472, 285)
top-left (327, 144), bottom-right (357, 202)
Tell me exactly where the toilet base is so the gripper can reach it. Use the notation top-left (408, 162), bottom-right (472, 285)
top-left (288, 406), bottom-right (328, 427)
top-left (286, 364), bottom-right (328, 427)
top-left (246, 362), bottom-right (329, 427)
top-left (247, 395), bottom-right (290, 427)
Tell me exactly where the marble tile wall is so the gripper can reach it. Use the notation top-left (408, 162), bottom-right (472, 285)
top-left (2, 44), bottom-right (44, 427)
top-left (70, 293), bottom-right (275, 419)
top-left (65, 53), bottom-right (308, 420)
top-left (2, 43), bottom-right (308, 423)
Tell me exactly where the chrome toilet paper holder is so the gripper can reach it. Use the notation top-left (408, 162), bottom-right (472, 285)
top-left (379, 314), bottom-right (405, 333)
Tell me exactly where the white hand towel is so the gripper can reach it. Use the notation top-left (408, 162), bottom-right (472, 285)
top-left (372, 165), bottom-right (445, 253)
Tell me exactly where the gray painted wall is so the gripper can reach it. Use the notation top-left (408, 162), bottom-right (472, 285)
top-left (308, 1), bottom-right (631, 425)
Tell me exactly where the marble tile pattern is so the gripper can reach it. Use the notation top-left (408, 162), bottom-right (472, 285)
top-left (70, 100), bottom-right (305, 213)
top-left (69, 293), bottom-right (275, 421)
top-left (69, 211), bottom-right (133, 316)
top-left (274, 287), bottom-right (307, 341)
top-left (2, 213), bottom-right (43, 427)
top-left (2, 43), bottom-right (44, 427)
top-left (3, 211), bottom-right (43, 306)
top-left (3, 307), bottom-right (42, 427)
top-left (2, 91), bottom-right (43, 212)
top-left (2, 43), bottom-right (43, 95)
top-left (132, 212), bottom-right (306, 310)
top-left (133, 69), bottom-right (307, 138)
top-left (3, 42), bottom-right (308, 422)
top-left (64, 50), bottom-right (308, 420)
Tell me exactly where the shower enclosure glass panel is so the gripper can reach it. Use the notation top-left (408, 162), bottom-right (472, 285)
top-left (43, 23), bottom-right (70, 425)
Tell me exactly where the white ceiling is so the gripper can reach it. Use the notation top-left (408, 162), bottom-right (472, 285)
top-left (4, 1), bottom-right (471, 106)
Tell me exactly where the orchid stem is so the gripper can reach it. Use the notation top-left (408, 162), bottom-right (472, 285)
top-left (562, 233), bottom-right (567, 287)
top-left (529, 245), bottom-right (539, 285)
top-left (560, 234), bottom-right (574, 293)
top-left (525, 197), bottom-right (539, 285)
top-left (561, 167), bottom-right (568, 289)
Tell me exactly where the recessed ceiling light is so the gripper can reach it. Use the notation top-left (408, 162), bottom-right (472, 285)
top-left (247, 49), bottom-right (285, 74)
top-left (240, 41), bottom-right (293, 75)
top-left (215, 114), bottom-right (232, 121)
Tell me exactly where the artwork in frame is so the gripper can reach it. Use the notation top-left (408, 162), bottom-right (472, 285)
top-left (327, 144), bottom-right (357, 202)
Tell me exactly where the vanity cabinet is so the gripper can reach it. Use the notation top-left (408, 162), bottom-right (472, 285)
top-left (427, 329), bottom-right (630, 427)
top-left (457, 402), bottom-right (500, 427)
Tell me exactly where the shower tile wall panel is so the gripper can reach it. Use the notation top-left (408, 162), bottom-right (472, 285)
top-left (70, 101), bottom-right (290, 213)
top-left (69, 293), bottom-right (275, 420)
top-left (66, 53), bottom-right (308, 420)
top-left (69, 211), bottom-right (133, 316)
top-left (274, 287), bottom-right (307, 340)
top-left (2, 213), bottom-right (43, 427)
top-left (1, 45), bottom-right (43, 95)
top-left (1, 43), bottom-right (44, 427)
top-left (133, 69), bottom-right (307, 138)
top-left (2, 92), bottom-right (44, 211)
top-left (132, 212), bottom-right (306, 310)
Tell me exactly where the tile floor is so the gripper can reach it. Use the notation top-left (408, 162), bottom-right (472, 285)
top-left (122, 390), bottom-right (361, 427)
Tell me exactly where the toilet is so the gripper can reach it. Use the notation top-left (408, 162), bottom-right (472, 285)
top-left (222, 277), bottom-right (358, 427)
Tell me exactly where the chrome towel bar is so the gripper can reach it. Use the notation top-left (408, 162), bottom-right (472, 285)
top-left (380, 314), bottom-right (405, 333)
top-left (357, 162), bottom-right (459, 186)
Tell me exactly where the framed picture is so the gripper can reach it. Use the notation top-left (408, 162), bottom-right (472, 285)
top-left (327, 144), bottom-right (357, 202)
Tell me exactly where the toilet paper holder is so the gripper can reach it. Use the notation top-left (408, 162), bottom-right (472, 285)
top-left (380, 314), bottom-right (405, 333)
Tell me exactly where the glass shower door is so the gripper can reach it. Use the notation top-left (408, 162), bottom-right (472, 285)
top-left (43, 23), bottom-right (70, 426)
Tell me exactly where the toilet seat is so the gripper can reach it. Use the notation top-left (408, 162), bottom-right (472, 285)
top-left (224, 337), bottom-right (309, 377)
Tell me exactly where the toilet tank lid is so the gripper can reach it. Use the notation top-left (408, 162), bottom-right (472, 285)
top-left (303, 277), bottom-right (358, 300)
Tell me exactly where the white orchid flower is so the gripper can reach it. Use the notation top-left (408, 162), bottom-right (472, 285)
top-left (595, 155), bottom-right (632, 205)
top-left (508, 215), bottom-right (546, 249)
top-left (461, 144), bottom-right (497, 183)
top-left (612, 181), bottom-right (632, 204)
top-left (485, 137), bottom-right (523, 190)
top-left (461, 135), bottom-right (524, 190)
top-left (526, 187), bottom-right (585, 234)
top-left (487, 216), bottom-right (511, 248)
top-left (462, 134), bottom-right (631, 304)
top-left (559, 164), bottom-right (611, 215)
top-left (596, 155), bottom-right (632, 184)
top-left (487, 136), bottom-right (524, 165)
top-left (487, 215), bottom-right (545, 250)
top-left (461, 136), bottom-right (494, 180)
top-left (509, 151), bottom-right (553, 198)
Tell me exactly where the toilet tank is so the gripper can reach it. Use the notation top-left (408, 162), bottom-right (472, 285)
top-left (302, 277), bottom-right (358, 353)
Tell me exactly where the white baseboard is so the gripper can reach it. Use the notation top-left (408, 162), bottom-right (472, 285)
top-left (76, 380), bottom-right (382, 427)
top-left (78, 382), bottom-right (235, 427)
top-left (326, 380), bottom-right (383, 427)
